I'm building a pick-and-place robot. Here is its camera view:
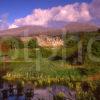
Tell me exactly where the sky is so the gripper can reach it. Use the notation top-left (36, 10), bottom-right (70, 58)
top-left (0, 0), bottom-right (100, 30)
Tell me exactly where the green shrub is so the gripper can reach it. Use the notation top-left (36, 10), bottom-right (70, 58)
top-left (54, 92), bottom-right (65, 100)
top-left (28, 39), bottom-right (38, 48)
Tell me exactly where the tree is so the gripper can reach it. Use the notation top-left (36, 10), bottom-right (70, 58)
top-left (28, 39), bottom-right (38, 48)
top-left (0, 41), bottom-right (10, 54)
top-left (0, 41), bottom-right (11, 78)
top-left (97, 28), bottom-right (100, 33)
top-left (92, 40), bottom-right (100, 57)
top-left (0, 36), bottom-right (24, 49)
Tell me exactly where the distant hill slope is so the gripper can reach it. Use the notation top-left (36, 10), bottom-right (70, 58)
top-left (63, 22), bottom-right (98, 32)
top-left (0, 25), bottom-right (62, 36)
top-left (0, 23), bottom-right (99, 37)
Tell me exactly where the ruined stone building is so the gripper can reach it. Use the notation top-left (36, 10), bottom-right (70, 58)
top-left (36, 35), bottom-right (63, 47)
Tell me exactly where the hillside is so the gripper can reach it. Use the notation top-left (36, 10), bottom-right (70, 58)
top-left (0, 22), bottom-right (99, 37)
top-left (63, 22), bottom-right (99, 32)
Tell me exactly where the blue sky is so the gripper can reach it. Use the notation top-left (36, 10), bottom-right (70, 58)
top-left (0, 0), bottom-right (99, 29)
top-left (0, 0), bottom-right (92, 23)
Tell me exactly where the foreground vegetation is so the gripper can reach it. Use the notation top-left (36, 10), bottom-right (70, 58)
top-left (0, 31), bottom-right (100, 99)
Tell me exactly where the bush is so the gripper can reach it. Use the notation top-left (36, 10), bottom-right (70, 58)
top-left (28, 39), bottom-right (38, 48)
top-left (40, 48), bottom-right (52, 58)
top-left (92, 40), bottom-right (100, 57)
top-left (0, 36), bottom-right (24, 49)
top-left (54, 92), bottom-right (65, 100)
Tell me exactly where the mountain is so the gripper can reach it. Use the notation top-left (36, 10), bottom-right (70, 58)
top-left (0, 25), bottom-right (63, 36)
top-left (0, 23), bottom-right (99, 37)
top-left (63, 22), bottom-right (99, 33)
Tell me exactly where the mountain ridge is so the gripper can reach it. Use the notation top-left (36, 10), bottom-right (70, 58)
top-left (0, 22), bottom-right (99, 37)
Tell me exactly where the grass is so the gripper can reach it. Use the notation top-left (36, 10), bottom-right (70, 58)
top-left (1, 58), bottom-right (99, 81)
top-left (0, 47), bottom-right (100, 81)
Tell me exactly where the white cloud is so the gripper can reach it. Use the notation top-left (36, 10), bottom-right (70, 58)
top-left (9, 2), bottom-right (92, 28)
top-left (9, 24), bottom-right (18, 29)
